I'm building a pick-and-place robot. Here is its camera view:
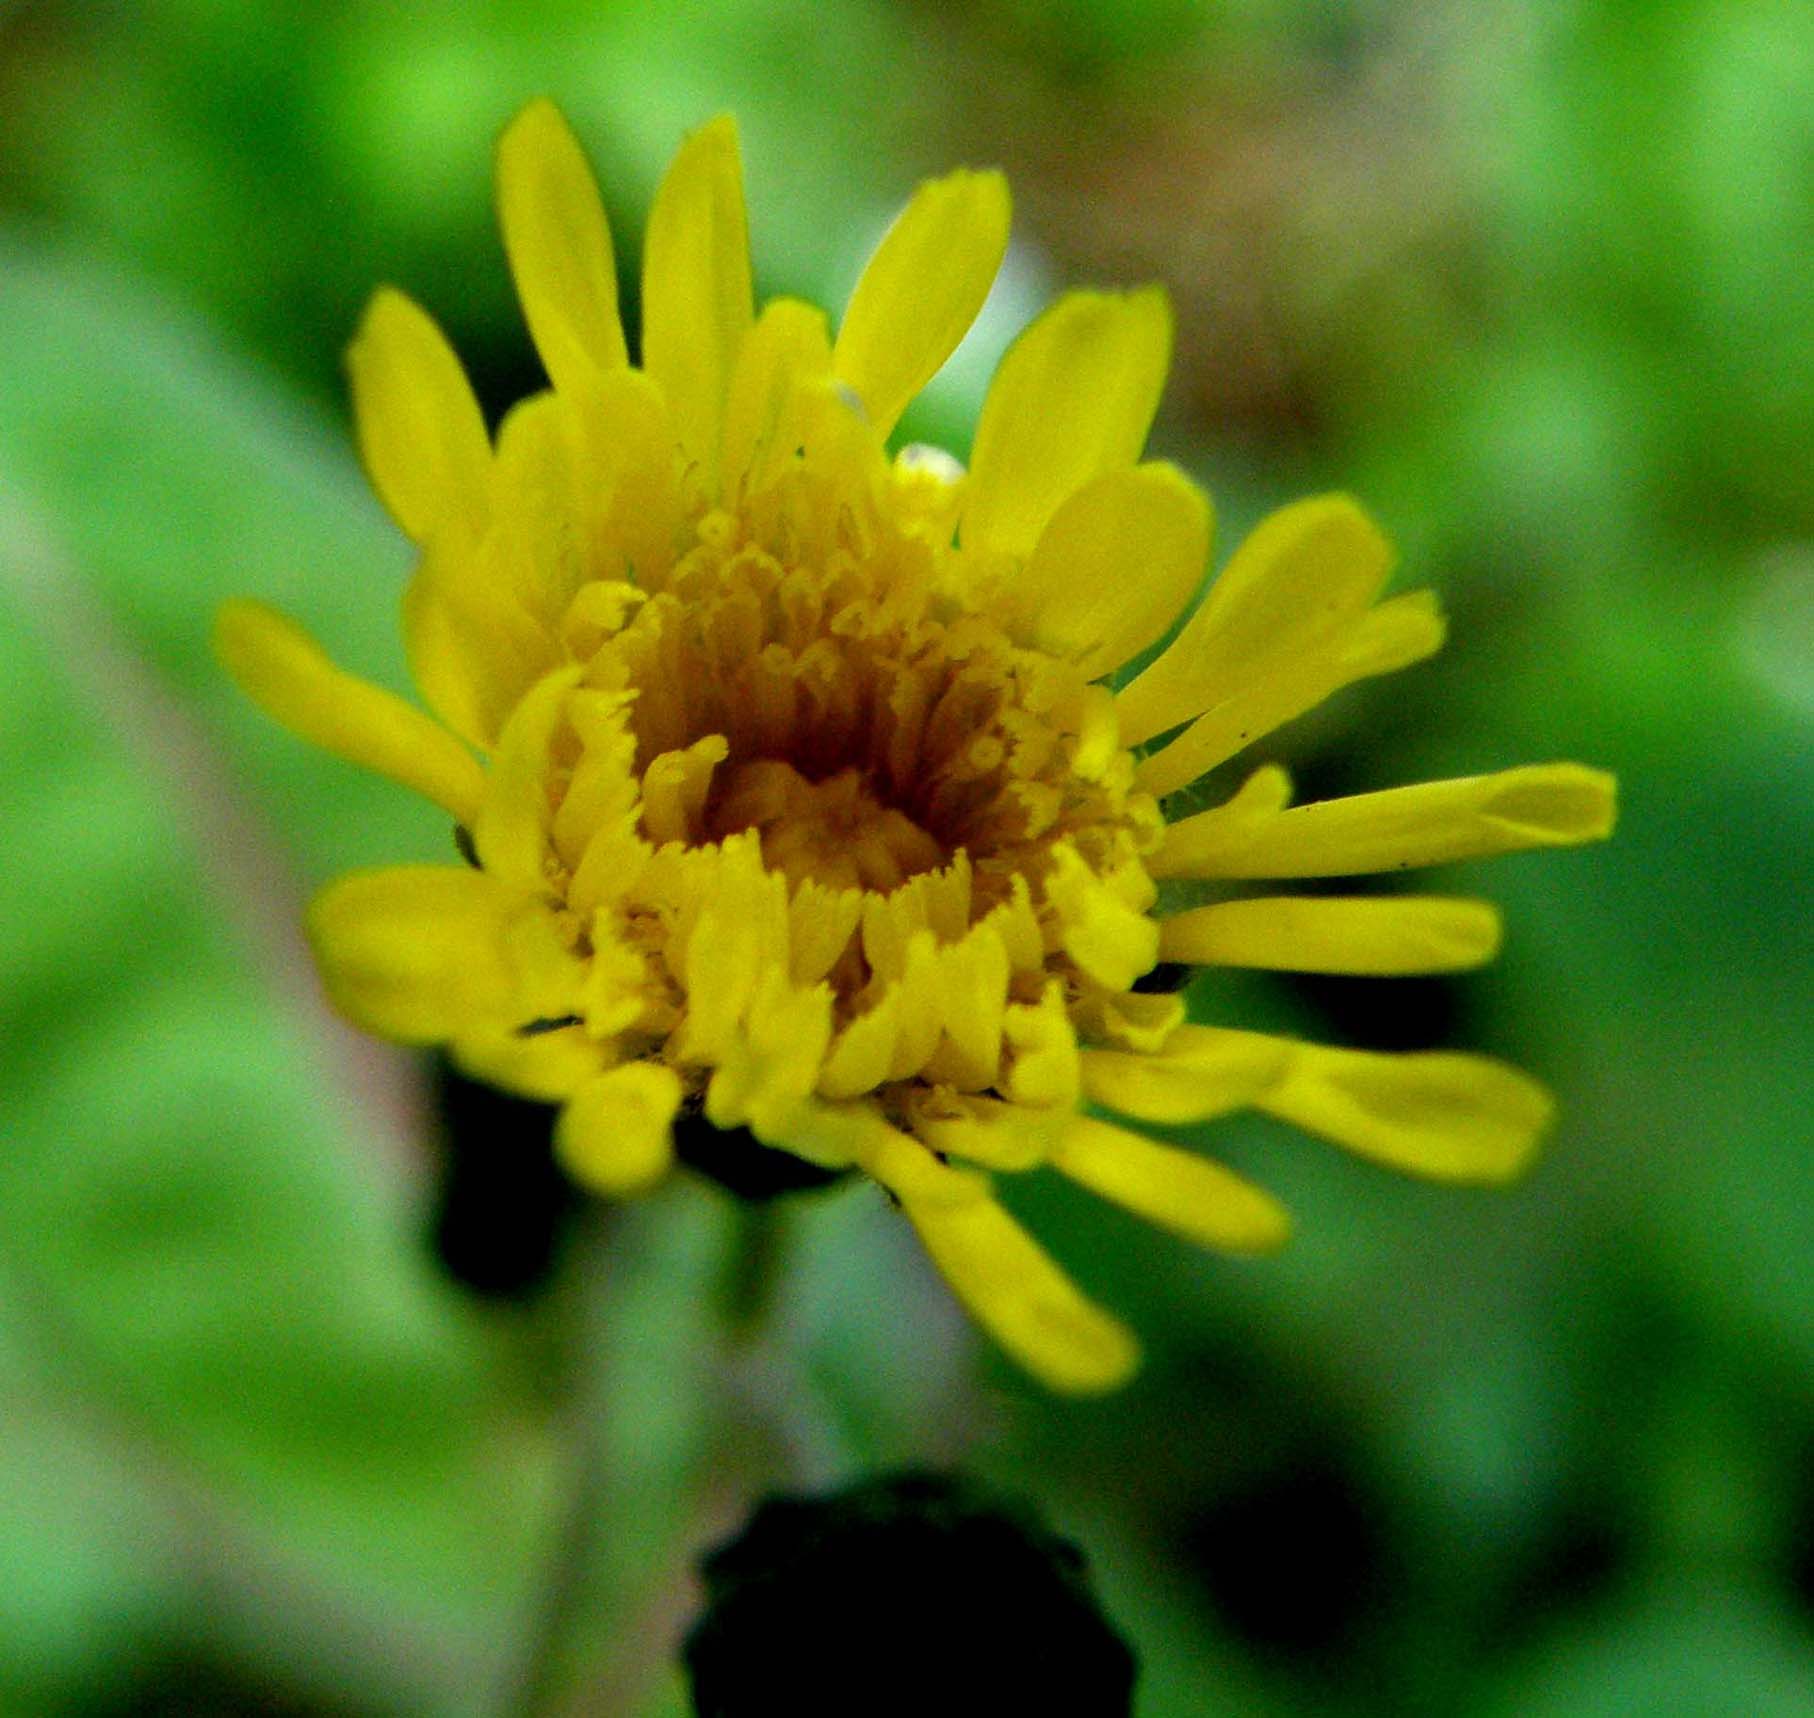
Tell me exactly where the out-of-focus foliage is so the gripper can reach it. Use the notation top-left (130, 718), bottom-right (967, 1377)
top-left (0, 1), bottom-right (1809, 1713)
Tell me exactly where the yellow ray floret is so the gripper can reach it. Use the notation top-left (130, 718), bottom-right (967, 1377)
top-left (1152, 763), bottom-right (1618, 880)
top-left (497, 97), bottom-right (629, 389)
top-left (962, 287), bottom-right (1172, 559)
top-left (834, 167), bottom-right (1010, 439)
top-left (215, 600), bottom-right (484, 823)
top-left (1158, 895), bottom-right (1503, 975)
top-left (219, 101), bottom-right (1616, 1393)
top-left (346, 289), bottom-right (491, 547)
top-left (641, 116), bottom-right (753, 486)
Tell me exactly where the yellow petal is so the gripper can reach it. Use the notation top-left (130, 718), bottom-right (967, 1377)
top-left (567, 367), bottom-right (686, 591)
top-left (346, 288), bottom-right (490, 545)
top-left (452, 1025), bottom-right (607, 1103)
top-left (1001, 983), bottom-right (1081, 1107)
top-left (1152, 763), bottom-right (1619, 880)
top-left (1117, 493), bottom-right (1392, 747)
top-left (1051, 1116), bottom-right (1291, 1252)
top-left (1134, 587), bottom-right (1447, 798)
top-left (852, 1127), bottom-right (1139, 1394)
top-left (473, 666), bottom-right (580, 890)
top-left (706, 973), bottom-right (833, 1137)
top-left (641, 115), bottom-right (753, 487)
top-left (1159, 895), bottom-right (1503, 975)
top-left (640, 734), bottom-right (729, 847)
top-left (506, 900), bottom-right (594, 1022)
top-left (846, 1110), bottom-right (990, 1206)
top-left (556, 1061), bottom-right (683, 1196)
top-left (922, 929), bottom-right (1010, 1091)
top-left (581, 927), bottom-right (656, 1037)
top-left (1075, 986), bottom-right (1188, 1053)
top-left (1007, 463), bottom-right (1211, 679)
top-left (1344, 588), bottom-right (1449, 676)
top-left (214, 599), bottom-right (483, 825)
top-left (401, 526), bottom-right (562, 752)
top-left (963, 287), bottom-right (1172, 557)
top-left (486, 392), bottom-right (586, 623)
top-left (788, 882), bottom-right (864, 986)
top-left (906, 1193), bottom-right (1141, 1394)
top-left (1261, 1043), bottom-right (1553, 1182)
top-left (496, 99), bottom-right (628, 391)
top-left (552, 687), bottom-right (640, 868)
top-left (487, 383), bottom-right (678, 626)
top-left (674, 839), bottom-right (790, 1065)
top-left (1081, 1024), bottom-right (1292, 1124)
top-left (833, 168), bottom-right (1011, 439)
top-left (817, 991), bottom-right (901, 1099)
top-left (1044, 845), bottom-right (1160, 992)
top-left (909, 1093), bottom-right (1058, 1172)
top-left (721, 297), bottom-right (833, 500)
top-left (307, 866), bottom-right (527, 1042)
top-left (886, 935), bottom-right (949, 1080)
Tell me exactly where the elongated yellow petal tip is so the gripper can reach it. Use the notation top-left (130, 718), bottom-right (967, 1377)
top-left (693, 112), bottom-right (740, 150)
top-left (346, 287), bottom-right (491, 546)
top-left (214, 598), bottom-right (485, 825)
top-left (965, 284), bottom-right (1173, 556)
top-left (1266, 1044), bottom-right (1556, 1184)
top-left (1155, 761), bottom-right (1618, 881)
top-left (905, 1193), bottom-right (1143, 1394)
top-left (496, 96), bottom-right (628, 386)
top-left (834, 165), bottom-right (1011, 437)
top-left (1118, 490), bottom-right (1398, 763)
top-left (642, 113), bottom-right (752, 484)
top-left (1054, 1116), bottom-right (1293, 1255)
top-left (1492, 763), bottom-right (1619, 843)
top-left (1159, 895), bottom-right (1505, 976)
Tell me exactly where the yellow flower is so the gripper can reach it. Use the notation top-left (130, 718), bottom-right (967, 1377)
top-left (217, 101), bottom-right (1615, 1393)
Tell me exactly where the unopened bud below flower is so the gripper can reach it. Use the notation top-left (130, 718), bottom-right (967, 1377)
top-left (684, 1470), bottom-right (1137, 1716)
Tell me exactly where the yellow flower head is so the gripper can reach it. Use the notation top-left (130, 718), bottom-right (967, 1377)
top-left (218, 101), bottom-right (1615, 1393)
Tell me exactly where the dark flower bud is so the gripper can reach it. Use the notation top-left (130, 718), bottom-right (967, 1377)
top-left (684, 1470), bottom-right (1137, 1717)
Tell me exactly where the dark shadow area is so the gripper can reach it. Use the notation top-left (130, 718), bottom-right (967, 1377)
top-left (428, 1057), bottom-right (577, 1299)
top-left (1178, 1451), bottom-right (1393, 1669)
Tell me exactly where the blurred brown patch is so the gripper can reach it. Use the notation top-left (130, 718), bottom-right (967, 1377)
top-left (909, 6), bottom-right (1486, 451)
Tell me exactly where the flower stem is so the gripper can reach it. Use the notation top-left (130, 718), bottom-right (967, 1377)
top-left (508, 1196), bottom-right (796, 1717)
top-left (714, 1199), bottom-right (791, 1345)
top-left (508, 1206), bottom-right (617, 1718)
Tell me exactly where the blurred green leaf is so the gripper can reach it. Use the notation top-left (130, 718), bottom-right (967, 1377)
top-left (1482, 1578), bottom-right (1814, 1717)
top-left (0, 1314), bottom-right (177, 1714)
top-left (0, 232), bottom-right (451, 877)
top-left (0, 235), bottom-right (552, 1714)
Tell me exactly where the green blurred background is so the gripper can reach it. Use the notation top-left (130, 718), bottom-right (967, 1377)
top-left (1, 1), bottom-right (1809, 1713)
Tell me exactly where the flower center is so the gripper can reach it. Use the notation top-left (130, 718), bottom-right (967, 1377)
top-left (707, 759), bottom-right (947, 894)
top-left (538, 475), bottom-right (1166, 1080)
